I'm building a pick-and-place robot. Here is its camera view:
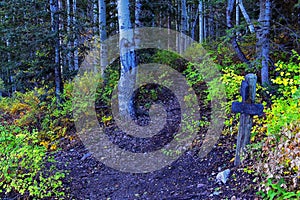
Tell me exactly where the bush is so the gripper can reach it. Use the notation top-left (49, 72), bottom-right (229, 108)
top-left (0, 125), bottom-right (65, 198)
top-left (251, 52), bottom-right (300, 198)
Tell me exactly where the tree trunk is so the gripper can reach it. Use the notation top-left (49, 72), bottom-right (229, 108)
top-left (134, 0), bottom-right (142, 46)
top-left (181, 0), bottom-right (188, 34)
top-left (73, 0), bottom-right (79, 71)
top-left (93, 0), bottom-right (98, 36)
top-left (58, 0), bottom-right (65, 76)
top-left (236, 0), bottom-right (240, 27)
top-left (50, 0), bottom-right (63, 104)
top-left (238, 0), bottom-right (255, 33)
top-left (256, 0), bottom-right (271, 85)
top-left (92, 0), bottom-right (98, 72)
top-left (199, 0), bottom-right (204, 43)
top-left (226, 0), bottom-right (251, 67)
top-left (99, 0), bottom-right (107, 78)
top-left (5, 14), bottom-right (15, 95)
top-left (134, 0), bottom-right (142, 68)
top-left (191, 4), bottom-right (198, 41)
top-left (117, 0), bottom-right (137, 118)
top-left (208, 2), bottom-right (214, 39)
top-left (67, 0), bottom-right (74, 72)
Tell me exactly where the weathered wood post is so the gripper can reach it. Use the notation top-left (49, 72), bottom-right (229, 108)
top-left (231, 74), bottom-right (264, 166)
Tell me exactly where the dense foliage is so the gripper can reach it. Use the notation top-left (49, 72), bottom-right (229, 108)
top-left (0, 0), bottom-right (300, 199)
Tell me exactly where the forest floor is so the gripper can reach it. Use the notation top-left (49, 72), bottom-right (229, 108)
top-left (54, 129), bottom-right (259, 200)
top-left (2, 84), bottom-right (260, 200)
top-left (54, 83), bottom-right (260, 200)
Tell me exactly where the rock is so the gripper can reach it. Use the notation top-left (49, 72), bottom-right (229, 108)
top-left (197, 183), bottom-right (205, 188)
top-left (216, 169), bottom-right (231, 184)
top-left (80, 152), bottom-right (92, 161)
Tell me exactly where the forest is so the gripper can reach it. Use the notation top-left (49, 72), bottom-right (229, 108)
top-left (0, 0), bottom-right (299, 199)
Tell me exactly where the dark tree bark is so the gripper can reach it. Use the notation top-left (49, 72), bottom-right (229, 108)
top-left (256, 0), bottom-right (271, 85)
top-left (226, 0), bottom-right (252, 67)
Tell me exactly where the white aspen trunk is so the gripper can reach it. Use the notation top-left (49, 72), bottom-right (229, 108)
top-left (236, 0), bottom-right (240, 27)
top-left (199, 0), bottom-right (204, 43)
top-left (67, 0), bottom-right (73, 72)
top-left (99, 0), bottom-right (107, 41)
top-left (117, 0), bottom-right (136, 118)
top-left (99, 0), bottom-right (108, 78)
top-left (238, 0), bottom-right (255, 33)
top-left (204, 4), bottom-right (207, 40)
top-left (179, 0), bottom-right (188, 54)
top-left (188, 4), bottom-right (191, 32)
top-left (93, 0), bottom-right (98, 72)
top-left (181, 0), bottom-right (188, 34)
top-left (58, 0), bottom-right (64, 75)
top-left (134, 0), bottom-right (142, 98)
top-left (50, 0), bottom-right (63, 104)
top-left (134, 0), bottom-right (142, 47)
top-left (134, 0), bottom-right (142, 68)
top-left (73, 0), bottom-right (79, 71)
top-left (167, 11), bottom-right (171, 48)
top-left (175, 1), bottom-right (179, 52)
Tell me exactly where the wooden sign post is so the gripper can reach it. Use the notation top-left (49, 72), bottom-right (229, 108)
top-left (231, 74), bottom-right (264, 166)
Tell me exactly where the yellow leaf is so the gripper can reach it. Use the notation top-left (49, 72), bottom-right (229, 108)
top-left (50, 144), bottom-right (57, 151)
top-left (283, 79), bottom-right (288, 86)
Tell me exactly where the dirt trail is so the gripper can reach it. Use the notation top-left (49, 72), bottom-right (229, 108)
top-left (55, 132), bottom-right (257, 200)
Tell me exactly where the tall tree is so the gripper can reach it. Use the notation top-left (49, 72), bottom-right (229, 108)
top-left (199, 0), bottom-right (204, 43)
top-left (99, 0), bottom-right (108, 78)
top-left (227, 0), bottom-right (272, 84)
top-left (180, 0), bottom-right (188, 34)
top-left (226, 0), bottom-right (251, 66)
top-left (5, 14), bottom-right (14, 95)
top-left (73, 0), bottom-right (79, 71)
top-left (256, 0), bottom-right (271, 85)
top-left (50, 0), bottom-right (63, 104)
top-left (237, 0), bottom-right (255, 33)
top-left (117, 0), bottom-right (137, 118)
top-left (67, 0), bottom-right (74, 71)
top-left (236, 0), bottom-right (240, 28)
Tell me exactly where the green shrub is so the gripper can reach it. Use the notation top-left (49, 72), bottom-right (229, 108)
top-left (252, 52), bottom-right (300, 198)
top-left (257, 178), bottom-right (300, 200)
top-left (0, 125), bottom-right (65, 199)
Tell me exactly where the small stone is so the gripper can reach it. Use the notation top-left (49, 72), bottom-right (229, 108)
top-left (231, 196), bottom-right (237, 200)
top-left (80, 152), bottom-right (92, 161)
top-left (197, 183), bottom-right (205, 188)
top-left (134, 194), bottom-right (140, 197)
top-left (216, 169), bottom-right (231, 184)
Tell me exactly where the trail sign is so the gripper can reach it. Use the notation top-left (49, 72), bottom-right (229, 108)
top-left (231, 74), bottom-right (264, 166)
